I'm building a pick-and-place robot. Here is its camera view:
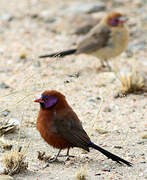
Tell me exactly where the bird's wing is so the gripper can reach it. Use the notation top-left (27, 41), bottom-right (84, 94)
top-left (53, 110), bottom-right (90, 151)
top-left (76, 25), bottom-right (111, 54)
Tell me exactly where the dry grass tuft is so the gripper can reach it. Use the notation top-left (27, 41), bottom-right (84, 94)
top-left (113, 59), bottom-right (145, 96)
top-left (2, 144), bottom-right (29, 175)
top-left (75, 163), bottom-right (88, 180)
top-left (116, 71), bottom-right (144, 94)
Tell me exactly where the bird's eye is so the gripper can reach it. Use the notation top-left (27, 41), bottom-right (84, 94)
top-left (41, 95), bottom-right (48, 101)
top-left (114, 18), bottom-right (119, 21)
top-left (112, 18), bottom-right (119, 24)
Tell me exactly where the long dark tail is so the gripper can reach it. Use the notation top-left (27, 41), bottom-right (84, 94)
top-left (39, 49), bottom-right (77, 58)
top-left (89, 142), bottom-right (132, 166)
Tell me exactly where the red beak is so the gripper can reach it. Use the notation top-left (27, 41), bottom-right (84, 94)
top-left (119, 17), bottom-right (128, 24)
top-left (34, 98), bottom-right (44, 103)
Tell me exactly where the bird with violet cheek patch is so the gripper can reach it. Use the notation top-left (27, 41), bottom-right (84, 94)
top-left (34, 90), bottom-right (132, 167)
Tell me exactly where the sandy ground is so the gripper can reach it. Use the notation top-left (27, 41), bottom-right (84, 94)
top-left (0, 0), bottom-right (146, 179)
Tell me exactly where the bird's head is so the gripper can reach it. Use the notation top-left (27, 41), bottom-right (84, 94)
top-left (105, 12), bottom-right (128, 27)
top-left (34, 90), bottom-right (66, 109)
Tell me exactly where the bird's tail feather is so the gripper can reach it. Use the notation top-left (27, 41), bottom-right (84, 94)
top-left (89, 142), bottom-right (132, 167)
top-left (39, 49), bottom-right (77, 58)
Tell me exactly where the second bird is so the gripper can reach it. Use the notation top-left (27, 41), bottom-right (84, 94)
top-left (39, 12), bottom-right (129, 69)
top-left (35, 90), bottom-right (132, 167)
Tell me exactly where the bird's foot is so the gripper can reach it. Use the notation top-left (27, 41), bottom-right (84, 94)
top-left (64, 156), bottom-right (70, 162)
top-left (63, 155), bottom-right (75, 164)
top-left (107, 64), bottom-right (112, 72)
top-left (58, 154), bottom-right (75, 158)
top-left (102, 64), bottom-right (106, 68)
top-left (100, 60), bottom-right (107, 68)
top-left (47, 156), bottom-right (59, 162)
top-left (98, 60), bottom-right (112, 72)
top-left (42, 157), bottom-right (60, 169)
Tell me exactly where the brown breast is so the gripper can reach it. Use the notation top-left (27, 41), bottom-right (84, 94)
top-left (36, 110), bottom-right (69, 149)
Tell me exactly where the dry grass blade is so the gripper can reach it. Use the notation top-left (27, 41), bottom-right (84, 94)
top-left (88, 97), bottom-right (104, 136)
top-left (0, 92), bottom-right (34, 115)
top-left (0, 119), bottom-right (20, 136)
top-left (0, 125), bottom-right (17, 136)
top-left (75, 163), bottom-right (88, 180)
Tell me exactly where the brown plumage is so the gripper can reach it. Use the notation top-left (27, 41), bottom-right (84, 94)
top-left (35, 90), bottom-right (132, 167)
top-left (39, 12), bottom-right (129, 69)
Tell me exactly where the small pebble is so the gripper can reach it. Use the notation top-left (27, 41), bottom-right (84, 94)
top-left (62, 2), bottom-right (106, 15)
top-left (1, 110), bottom-right (10, 117)
top-left (87, 98), bottom-right (95, 103)
top-left (102, 165), bottom-right (112, 172)
top-left (95, 127), bottom-right (108, 134)
top-left (39, 10), bottom-right (56, 23)
top-left (129, 126), bottom-right (136, 129)
top-left (95, 173), bottom-right (101, 176)
top-left (103, 106), bottom-right (112, 112)
top-left (0, 82), bottom-right (10, 89)
top-left (131, 109), bottom-right (136, 112)
top-left (140, 161), bottom-right (146, 164)
top-left (33, 60), bottom-right (41, 67)
top-left (96, 96), bottom-right (101, 100)
top-left (30, 13), bottom-right (38, 19)
top-left (68, 72), bottom-right (80, 78)
top-left (137, 139), bottom-right (147, 144)
top-left (64, 80), bottom-right (70, 84)
top-left (8, 118), bottom-right (20, 127)
top-left (0, 13), bottom-right (13, 22)
top-left (113, 93), bottom-right (119, 98)
top-left (114, 145), bottom-right (123, 149)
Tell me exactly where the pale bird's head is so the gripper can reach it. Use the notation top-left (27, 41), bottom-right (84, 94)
top-left (105, 12), bottom-right (128, 27)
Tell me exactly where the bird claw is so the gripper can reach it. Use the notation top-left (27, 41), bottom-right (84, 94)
top-left (63, 155), bottom-right (75, 163)
top-left (101, 64), bottom-right (106, 68)
top-left (63, 156), bottom-right (70, 163)
top-left (58, 154), bottom-right (75, 158)
top-left (42, 157), bottom-right (60, 169)
top-left (99, 60), bottom-right (112, 71)
top-left (42, 154), bottom-right (75, 168)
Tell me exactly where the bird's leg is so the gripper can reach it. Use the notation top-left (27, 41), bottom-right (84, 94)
top-left (52, 149), bottom-right (62, 162)
top-left (105, 61), bottom-right (112, 71)
top-left (56, 148), bottom-right (74, 162)
top-left (64, 148), bottom-right (70, 161)
top-left (57, 147), bottom-right (74, 158)
top-left (100, 59), bottom-right (106, 68)
top-left (100, 59), bottom-right (112, 71)
top-left (64, 147), bottom-right (75, 162)
top-left (58, 148), bottom-right (69, 157)
top-left (50, 148), bottom-right (62, 161)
